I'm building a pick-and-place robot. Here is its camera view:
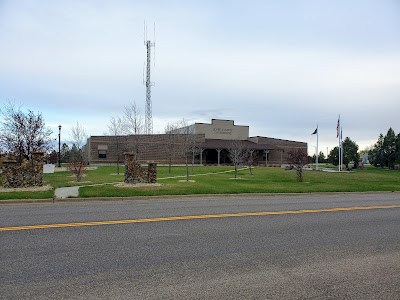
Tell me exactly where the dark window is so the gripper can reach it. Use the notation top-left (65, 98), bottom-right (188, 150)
top-left (98, 150), bottom-right (107, 158)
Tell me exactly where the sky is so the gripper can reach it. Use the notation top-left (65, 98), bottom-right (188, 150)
top-left (1, 0), bottom-right (399, 156)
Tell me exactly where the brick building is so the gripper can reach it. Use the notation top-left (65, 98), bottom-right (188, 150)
top-left (85, 119), bottom-right (307, 166)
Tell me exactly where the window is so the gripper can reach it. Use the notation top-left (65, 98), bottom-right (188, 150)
top-left (98, 150), bottom-right (107, 159)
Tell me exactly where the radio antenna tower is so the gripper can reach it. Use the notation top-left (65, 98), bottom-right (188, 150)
top-left (144, 22), bottom-right (155, 134)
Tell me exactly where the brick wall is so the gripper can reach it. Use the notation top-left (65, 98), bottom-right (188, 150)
top-left (87, 134), bottom-right (307, 166)
top-left (88, 134), bottom-right (205, 164)
top-left (253, 137), bottom-right (307, 165)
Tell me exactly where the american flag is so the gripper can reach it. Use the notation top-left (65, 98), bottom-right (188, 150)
top-left (336, 118), bottom-right (340, 138)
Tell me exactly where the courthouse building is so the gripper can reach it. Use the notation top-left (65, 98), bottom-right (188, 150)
top-left (85, 119), bottom-right (307, 166)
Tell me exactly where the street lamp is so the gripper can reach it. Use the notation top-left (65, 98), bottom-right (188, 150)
top-left (58, 125), bottom-right (62, 167)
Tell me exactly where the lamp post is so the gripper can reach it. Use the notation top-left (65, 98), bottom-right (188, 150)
top-left (58, 125), bottom-right (62, 167)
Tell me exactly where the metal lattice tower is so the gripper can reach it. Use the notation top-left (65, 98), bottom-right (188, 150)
top-left (144, 39), bottom-right (155, 134)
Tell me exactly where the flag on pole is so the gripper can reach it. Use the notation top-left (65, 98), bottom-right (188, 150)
top-left (312, 127), bottom-right (318, 135)
top-left (336, 118), bottom-right (340, 138)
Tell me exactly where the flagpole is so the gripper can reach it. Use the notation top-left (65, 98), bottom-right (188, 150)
top-left (340, 127), bottom-right (343, 171)
top-left (316, 124), bottom-right (319, 170)
top-left (338, 115), bottom-right (341, 171)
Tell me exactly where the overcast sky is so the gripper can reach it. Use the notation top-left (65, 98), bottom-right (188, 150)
top-left (1, 0), bottom-right (399, 155)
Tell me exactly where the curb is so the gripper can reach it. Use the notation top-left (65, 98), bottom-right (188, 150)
top-left (1, 191), bottom-right (399, 205)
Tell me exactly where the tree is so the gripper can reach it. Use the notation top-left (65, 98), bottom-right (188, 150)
top-left (122, 101), bottom-right (143, 135)
top-left (287, 148), bottom-right (308, 182)
top-left (0, 101), bottom-right (53, 163)
top-left (342, 137), bottom-right (360, 169)
top-left (396, 133), bottom-right (400, 166)
top-left (189, 136), bottom-right (200, 167)
top-left (108, 116), bottom-right (124, 174)
top-left (312, 151), bottom-right (326, 164)
top-left (69, 121), bottom-right (87, 182)
top-left (382, 128), bottom-right (397, 169)
top-left (68, 157), bottom-right (85, 182)
top-left (369, 128), bottom-right (399, 169)
top-left (71, 121), bottom-right (87, 154)
top-left (164, 122), bottom-right (179, 174)
top-left (328, 147), bottom-right (339, 166)
top-left (244, 148), bottom-right (257, 175)
top-left (318, 151), bottom-right (326, 164)
top-left (45, 150), bottom-right (58, 164)
top-left (178, 119), bottom-right (197, 182)
top-left (122, 101), bottom-right (144, 157)
top-left (327, 138), bottom-right (360, 169)
top-left (369, 134), bottom-right (384, 167)
top-left (61, 143), bottom-right (71, 162)
top-left (175, 119), bottom-right (201, 182)
top-left (227, 140), bottom-right (246, 179)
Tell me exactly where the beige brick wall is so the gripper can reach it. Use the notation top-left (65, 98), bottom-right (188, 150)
top-left (253, 137), bottom-right (307, 164)
top-left (86, 129), bottom-right (307, 166)
top-left (195, 119), bottom-right (249, 140)
top-left (88, 134), bottom-right (205, 164)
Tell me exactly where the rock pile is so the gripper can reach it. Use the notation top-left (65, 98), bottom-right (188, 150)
top-left (124, 152), bottom-right (157, 184)
top-left (2, 152), bottom-right (44, 188)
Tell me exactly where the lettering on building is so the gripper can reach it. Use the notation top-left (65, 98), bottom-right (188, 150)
top-left (213, 128), bottom-right (232, 135)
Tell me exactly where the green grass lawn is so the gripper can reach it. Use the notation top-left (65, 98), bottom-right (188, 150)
top-left (79, 165), bottom-right (400, 197)
top-left (1, 164), bottom-right (399, 200)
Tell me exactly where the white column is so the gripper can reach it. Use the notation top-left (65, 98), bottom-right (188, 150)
top-left (200, 148), bottom-right (204, 165)
top-left (217, 149), bottom-right (222, 166)
top-left (264, 150), bottom-right (269, 167)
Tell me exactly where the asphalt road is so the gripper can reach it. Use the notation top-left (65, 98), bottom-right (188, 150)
top-left (1, 193), bottom-right (399, 299)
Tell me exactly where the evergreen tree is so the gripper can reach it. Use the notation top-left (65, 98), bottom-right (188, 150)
top-left (318, 151), bottom-right (326, 163)
top-left (396, 133), bottom-right (400, 165)
top-left (328, 147), bottom-right (339, 166)
top-left (382, 128), bottom-right (397, 169)
top-left (369, 134), bottom-right (385, 167)
top-left (61, 143), bottom-right (70, 162)
top-left (369, 128), bottom-right (400, 169)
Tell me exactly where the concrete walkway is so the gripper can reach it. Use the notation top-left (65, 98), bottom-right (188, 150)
top-left (54, 186), bottom-right (80, 199)
top-left (53, 167), bottom-right (251, 199)
top-left (320, 168), bottom-right (350, 173)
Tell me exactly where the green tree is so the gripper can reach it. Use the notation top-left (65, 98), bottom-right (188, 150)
top-left (342, 137), bottom-right (360, 169)
top-left (369, 128), bottom-right (400, 169)
top-left (328, 147), bottom-right (339, 166)
top-left (70, 144), bottom-right (81, 160)
top-left (318, 151), bottom-right (326, 163)
top-left (382, 128), bottom-right (397, 169)
top-left (396, 133), bottom-right (400, 165)
top-left (369, 134), bottom-right (385, 167)
top-left (61, 143), bottom-right (70, 162)
top-left (311, 151), bottom-right (326, 164)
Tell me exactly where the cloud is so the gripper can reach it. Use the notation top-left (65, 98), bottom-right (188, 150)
top-left (1, 0), bottom-right (399, 153)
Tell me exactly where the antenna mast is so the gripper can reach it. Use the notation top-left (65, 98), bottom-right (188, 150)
top-left (144, 22), bottom-right (155, 134)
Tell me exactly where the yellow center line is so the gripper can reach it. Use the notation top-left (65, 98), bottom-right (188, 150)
top-left (1, 205), bottom-right (399, 232)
